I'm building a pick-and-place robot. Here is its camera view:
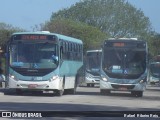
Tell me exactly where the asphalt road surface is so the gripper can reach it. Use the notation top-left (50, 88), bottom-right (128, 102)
top-left (0, 85), bottom-right (159, 120)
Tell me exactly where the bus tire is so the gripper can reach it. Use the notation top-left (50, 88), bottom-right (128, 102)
top-left (131, 91), bottom-right (143, 97)
top-left (91, 84), bottom-right (95, 87)
top-left (136, 91), bottom-right (143, 97)
top-left (55, 90), bottom-right (63, 96)
top-left (70, 78), bottom-right (78, 94)
top-left (67, 86), bottom-right (76, 95)
top-left (55, 85), bottom-right (64, 96)
top-left (65, 77), bottom-right (77, 95)
top-left (100, 89), bottom-right (110, 95)
top-left (55, 79), bottom-right (65, 96)
top-left (16, 89), bottom-right (23, 95)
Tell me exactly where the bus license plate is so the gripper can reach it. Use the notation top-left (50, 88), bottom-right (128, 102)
top-left (119, 87), bottom-right (127, 91)
top-left (28, 84), bottom-right (37, 89)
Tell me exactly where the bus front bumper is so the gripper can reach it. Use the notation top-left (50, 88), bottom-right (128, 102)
top-left (8, 77), bottom-right (61, 90)
top-left (100, 80), bottom-right (146, 92)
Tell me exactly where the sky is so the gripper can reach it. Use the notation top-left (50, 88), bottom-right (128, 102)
top-left (0, 0), bottom-right (160, 33)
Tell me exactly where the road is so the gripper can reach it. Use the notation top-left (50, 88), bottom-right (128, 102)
top-left (0, 85), bottom-right (159, 119)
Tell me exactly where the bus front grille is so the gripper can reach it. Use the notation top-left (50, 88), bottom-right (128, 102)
top-left (12, 68), bottom-right (54, 76)
top-left (111, 84), bottom-right (135, 90)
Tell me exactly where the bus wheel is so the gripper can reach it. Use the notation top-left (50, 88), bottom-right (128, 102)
top-left (55, 86), bottom-right (64, 96)
top-left (131, 91), bottom-right (143, 97)
top-left (136, 91), bottom-right (143, 97)
top-left (67, 87), bottom-right (76, 95)
top-left (91, 84), bottom-right (95, 87)
top-left (55, 82), bottom-right (64, 96)
top-left (100, 89), bottom-right (110, 95)
top-left (70, 82), bottom-right (77, 94)
top-left (55, 90), bottom-right (63, 96)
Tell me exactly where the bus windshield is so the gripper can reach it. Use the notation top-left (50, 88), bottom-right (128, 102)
top-left (10, 42), bottom-right (58, 69)
top-left (86, 52), bottom-right (101, 72)
top-left (150, 63), bottom-right (160, 78)
top-left (102, 47), bottom-right (146, 79)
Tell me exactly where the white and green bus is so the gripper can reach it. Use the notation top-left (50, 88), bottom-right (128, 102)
top-left (85, 50), bottom-right (102, 87)
top-left (5, 31), bottom-right (83, 96)
top-left (149, 55), bottom-right (160, 85)
top-left (100, 38), bottom-right (148, 97)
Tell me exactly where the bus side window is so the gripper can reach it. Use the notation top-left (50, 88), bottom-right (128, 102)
top-left (60, 46), bottom-right (63, 60)
top-left (61, 41), bottom-right (67, 60)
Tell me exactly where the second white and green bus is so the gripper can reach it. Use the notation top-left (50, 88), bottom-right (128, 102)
top-left (100, 38), bottom-right (148, 97)
top-left (149, 55), bottom-right (160, 85)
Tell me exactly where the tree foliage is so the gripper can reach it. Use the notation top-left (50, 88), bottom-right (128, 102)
top-left (40, 18), bottom-right (107, 50)
top-left (51, 0), bottom-right (152, 39)
top-left (148, 33), bottom-right (160, 57)
top-left (0, 22), bottom-right (24, 45)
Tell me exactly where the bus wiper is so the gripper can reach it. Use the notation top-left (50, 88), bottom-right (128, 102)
top-left (40, 42), bottom-right (49, 49)
top-left (113, 47), bottom-right (122, 61)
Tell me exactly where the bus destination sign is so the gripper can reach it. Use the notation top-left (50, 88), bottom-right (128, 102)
top-left (12, 34), bottom-right (56, 41)
top-left (113, 42), bottom-right (125, 47)
top-left (21, 35), bottom-right (47, 40)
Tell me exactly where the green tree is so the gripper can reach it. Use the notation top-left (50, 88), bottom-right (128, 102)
top-left (40, 18), bottom-right (107, 50)
top-left (51, 0), bottom-right (152, 38)
top-left (0, 23), bottom-right (25, 74)
top-left (0, 22), bottom-right (24, 45)
top-left (148, 33), bottom-right (160, 57)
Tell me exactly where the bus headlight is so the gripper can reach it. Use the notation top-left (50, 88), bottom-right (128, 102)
top-left (139, 80), bottom-right (144, 83)
top-left (49, 75), bottom-right (59, 82)
top-left (9, 74), bottom-right (18, 81)
top-left (139, 76), bottom-right (147, 83)
top-left (11, 75), bottom-right (15, 79)
top-left (101, 75), bottom-right (108, 81)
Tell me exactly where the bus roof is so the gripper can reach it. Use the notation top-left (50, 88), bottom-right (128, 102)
top-left (107, 38), bottom-right (138, 40)
top-left (11, 31), bottom-right (83, 44)
top-left (150, 62), bottom-right (160, 64)
top-left (86, 49), bottom-right (102, 53)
